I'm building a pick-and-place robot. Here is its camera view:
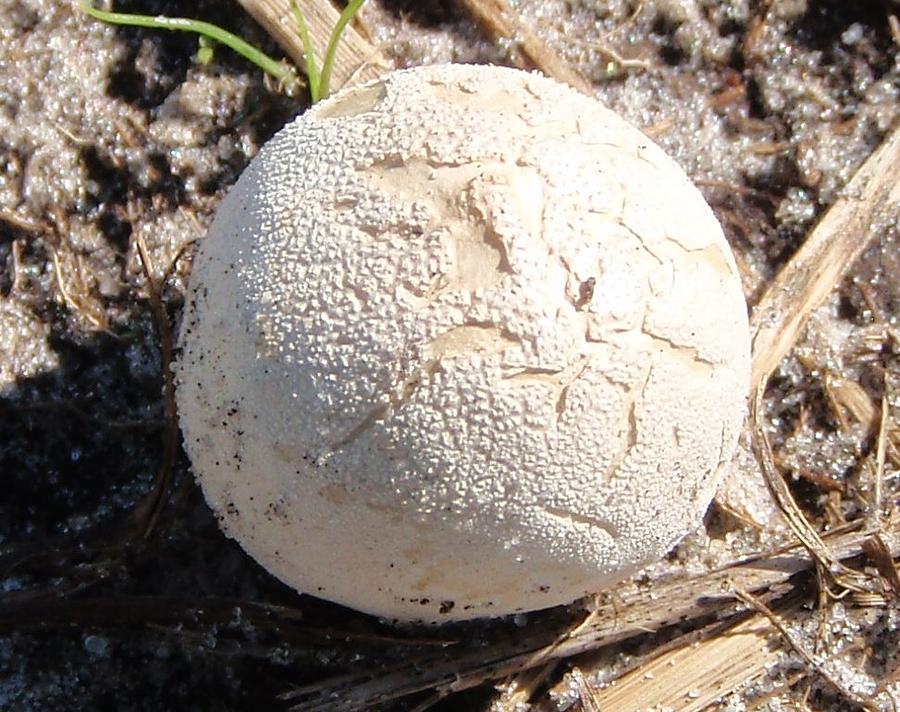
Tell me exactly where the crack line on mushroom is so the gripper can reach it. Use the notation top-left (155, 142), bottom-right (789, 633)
top-left (554, 360), bottom-right (593, 427)
top-left (537, 505), bottom-right (619, 541)
top-left (499, 357), bottom-right (598, 429)
top-left (425, 322), bottom-right (522, 361)
top-left (320, 308), bottom-right (545, 457)
top-left (618, 220), bottom-right (667, 266)
top-left (502, 366), bottom-right (565, 380)
top-left (640, 326), bottom-right (719, 368)
top-left (600, 363), bottom-right (653, 484)
top-left (322, 358), bottom-right (445, 455)
top-left (653, 229), bottom-right (737, 278)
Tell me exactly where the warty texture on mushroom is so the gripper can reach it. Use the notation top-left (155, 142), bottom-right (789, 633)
top-left (176, 63), bottom-right (751, 624)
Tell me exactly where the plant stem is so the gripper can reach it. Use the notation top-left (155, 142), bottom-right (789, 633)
top-left (318, 0), bottom-right (366, 100)
top-left (290, 0), bottom-right (321, 102)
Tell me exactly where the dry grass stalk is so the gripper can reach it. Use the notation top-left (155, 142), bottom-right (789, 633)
top-left (494, 662), bottom-right (559, 711)
top-left (48, 246), bottom-right (104, 328)
top-left (0, 207), bottom-right (43, 235)
top-left (888, 7), bottom-right (900, 46)
top-left (46, 209), bottom-right (110, 332)
top-left (502, 604), bottom-right (610, 710)
top-left (456, 0), bottom-right (592, 94)
top-left (742, 124), bottom-right (900, 609)
top-left (739, 125), bottom-right (900, 608)
top-left (741, 0), bottom-right (774, 60)
top-left (750, 378), bottom-right (875, 595)
top-left (542, 0), bottom-right (653, 75)
top-left (9, 239), bottom-right (23, 293)
top-left (825, 374), bottom-right (877, 450)
top-left (861, 533), bottom-right (900, 599)
top-left (873, 391), bottom-right (892, 524)
top-left (405, 692), bottom-right (446, 712)
top-left (825, 374), bottom-right (900, 467)
top-left (733, 587), bottom-right (880, 712)
top-left (130, 227), bottom-right (179, 538)
top-left (236, 0), bottom-right (389, 91)
top-left (494, 606), bottom-right (600, 711)
top-left (749, 124), bottom-right (900, 392)
top-left (571, 669), bottom-right (603, 712)
top-left (580, 610), bottom-right (782, 712)
top-left (827, 376), bottom-right (878, 430)
top-left (282, 521), bottom-right (899, 710)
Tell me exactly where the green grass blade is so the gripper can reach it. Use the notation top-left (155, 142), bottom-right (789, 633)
top-left (290, 0), bottom-right (321, 102)
top-left (318, 0), bottom-right (366, 101)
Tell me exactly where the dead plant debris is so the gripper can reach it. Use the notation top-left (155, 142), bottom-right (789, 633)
top-left (1, 0), bottom-right (897, 710)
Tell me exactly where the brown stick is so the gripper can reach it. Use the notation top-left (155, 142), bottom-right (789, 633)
top-left (749, 124), bottom-right (900, 393)
top-left (456, 0), bottom-right (592, 94)
top-left (585, 609), bottom-right (782, 712)
top-left (132, 232), bottom-right (179, 538)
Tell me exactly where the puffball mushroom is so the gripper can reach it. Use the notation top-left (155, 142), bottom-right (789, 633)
top-left (177, 63), bottom-right (750, 624)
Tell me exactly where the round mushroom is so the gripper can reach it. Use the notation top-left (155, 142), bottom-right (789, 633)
top-left (177, 63), bottom-right (750, 623)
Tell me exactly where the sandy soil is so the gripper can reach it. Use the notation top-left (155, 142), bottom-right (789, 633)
top-left (0, 1), bottom-right (897, 710)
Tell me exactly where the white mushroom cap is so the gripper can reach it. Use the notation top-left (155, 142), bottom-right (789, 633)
top-left (177, 64), bottom-right (750, 623)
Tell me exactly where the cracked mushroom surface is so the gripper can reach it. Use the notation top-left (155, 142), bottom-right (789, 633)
top-left (176, 63), bottom-right (750, 623)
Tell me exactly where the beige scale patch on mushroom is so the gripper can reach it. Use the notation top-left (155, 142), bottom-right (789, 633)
top-left (176, 64), bottom-right (750, 624)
